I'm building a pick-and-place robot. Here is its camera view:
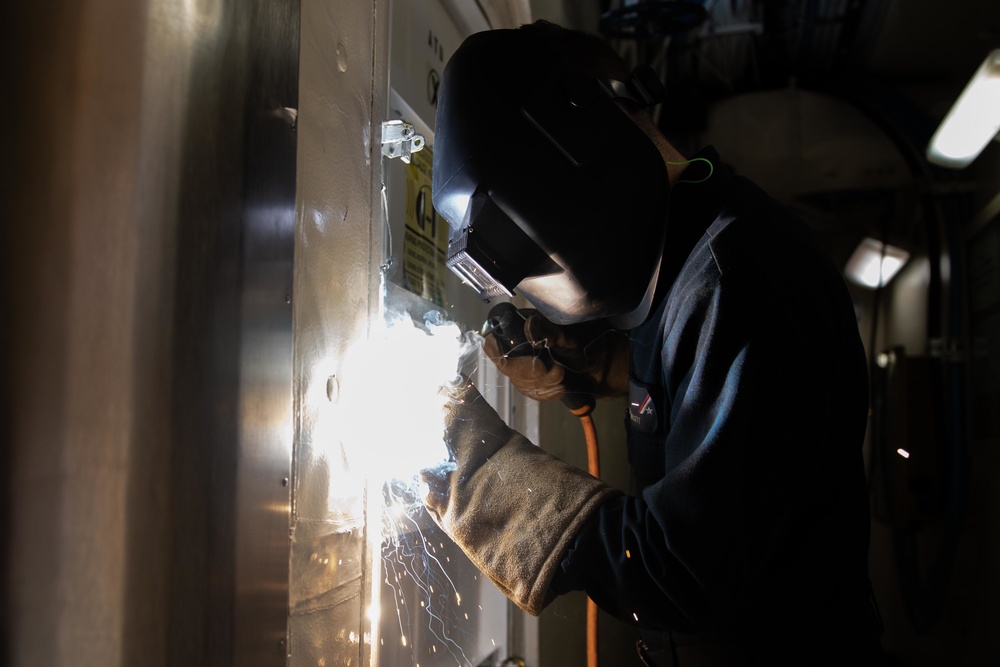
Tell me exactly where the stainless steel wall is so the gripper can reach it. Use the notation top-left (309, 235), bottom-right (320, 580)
top-left (4, 1), bottom-right (299, 665)
top-left (287, 0), bottom-right (386, 663)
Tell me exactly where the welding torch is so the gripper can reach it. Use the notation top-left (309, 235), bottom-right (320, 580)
top-left (483, 302), bottom-right (598, 416)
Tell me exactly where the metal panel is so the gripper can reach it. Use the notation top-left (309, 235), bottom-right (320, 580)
top-left (290, 0), bottom-right (384, 665)
top-left (233, 1), bottom-right (301, 661)
top-left (5, 1), bottom-right (299, 666)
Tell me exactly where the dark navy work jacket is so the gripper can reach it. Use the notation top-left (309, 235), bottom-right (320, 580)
top-left (552, 148), bottom-right (880, 661)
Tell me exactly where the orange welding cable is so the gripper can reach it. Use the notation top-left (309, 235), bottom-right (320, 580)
top-left (578, 412), bottom-right (601, 667)
top-left (580, 413), bottom-right (600, 479)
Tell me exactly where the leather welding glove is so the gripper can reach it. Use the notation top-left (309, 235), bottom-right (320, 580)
top-left (482, 309), bottom-right (630, 402)
top-left (422, 378), bottom-right (620, 615)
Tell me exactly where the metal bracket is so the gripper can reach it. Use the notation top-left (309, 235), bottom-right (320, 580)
top-left (381, 120), bottom-right (425, 164)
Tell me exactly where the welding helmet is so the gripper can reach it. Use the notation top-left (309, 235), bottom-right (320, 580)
top-left (432, 28), bottom-right (670, 327)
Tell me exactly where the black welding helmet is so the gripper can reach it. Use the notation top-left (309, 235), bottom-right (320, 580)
top-left (432, 27), bottom-right (670, 328)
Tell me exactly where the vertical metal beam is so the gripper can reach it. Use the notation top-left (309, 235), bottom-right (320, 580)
top-left (289, 0), bottom-right (384, 664)
top-left (232, 2), bottom-right (300, 665)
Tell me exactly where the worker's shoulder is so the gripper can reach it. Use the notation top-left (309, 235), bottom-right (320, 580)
top-left (705, 176), bottom-right (828, 282)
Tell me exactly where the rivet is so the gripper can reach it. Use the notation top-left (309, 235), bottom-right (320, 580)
top-left (336, 42), bottom-right (348, 72)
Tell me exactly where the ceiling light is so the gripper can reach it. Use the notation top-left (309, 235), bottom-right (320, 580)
top-left (845, 237), bottom-right (910, 289)
top-left (927, 49), bottom-right (1000, 168)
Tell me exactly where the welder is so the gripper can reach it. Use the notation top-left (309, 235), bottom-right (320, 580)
top-left (422, 21), bottom-right (885, 666)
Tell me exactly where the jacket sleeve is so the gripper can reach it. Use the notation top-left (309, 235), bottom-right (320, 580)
top-left (551, 218), bottom-right (871, 635)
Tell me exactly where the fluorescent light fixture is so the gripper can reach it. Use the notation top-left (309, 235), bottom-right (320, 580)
top-left (927, 49), bottom-right (1000, 168)
top-left (845, 237), bottom-right (910, 289)
top-left (896, 448), bottom-right (911, 459)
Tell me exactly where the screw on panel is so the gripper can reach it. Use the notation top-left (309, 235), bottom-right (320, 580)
top-left (271, 106), bottom-right (297, 130)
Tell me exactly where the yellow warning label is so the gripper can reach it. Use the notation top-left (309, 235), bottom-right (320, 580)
top-left (403, 147), bottom-right (448, 307)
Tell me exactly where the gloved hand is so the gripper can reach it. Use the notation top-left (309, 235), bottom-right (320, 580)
top-left (423, 378), bottom-right (620, 615)
top-left (482, 307), bottom-right (630, 402)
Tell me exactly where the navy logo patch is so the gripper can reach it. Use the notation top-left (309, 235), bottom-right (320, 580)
top-left (628, 380), bottom-right (657, 433)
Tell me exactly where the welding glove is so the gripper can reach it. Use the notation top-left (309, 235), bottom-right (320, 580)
top-left (483, 309), bottom-right (630, 402)
top-left (422, 378), bottom-right (619, 615)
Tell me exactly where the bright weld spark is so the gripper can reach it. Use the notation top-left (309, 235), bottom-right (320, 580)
top-left (332, 310), bottom-right (480, 491)
top-left (382, 504), bottom-right (471, 666)
top-left (328, 307), bottom-right (483, 666)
